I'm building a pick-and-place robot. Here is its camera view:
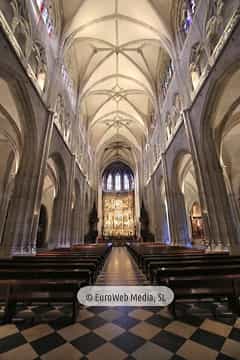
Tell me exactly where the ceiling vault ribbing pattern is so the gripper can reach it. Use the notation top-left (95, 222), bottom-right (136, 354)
top-left (61, 0), bottom-right (174, 169)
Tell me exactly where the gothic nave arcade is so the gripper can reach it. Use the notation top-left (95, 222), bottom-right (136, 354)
top-left (0, 0), bottom-right (239, 254)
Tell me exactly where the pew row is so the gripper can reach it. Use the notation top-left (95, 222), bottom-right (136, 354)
top-left (0, 244), bottom-right (112, 323)
top-left (127, 242), bottom-right (240, 317)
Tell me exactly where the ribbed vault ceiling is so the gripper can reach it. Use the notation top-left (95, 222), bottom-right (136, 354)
top-left (61, 0), bottom-right (174, 169)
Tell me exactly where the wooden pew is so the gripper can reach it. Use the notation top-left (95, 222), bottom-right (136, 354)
top-left (139, 252), bottom-right (228, 271)
top-left (127, 242), bottom-right (240, 316)
top-left (153, 264), bottom-right (240, 317)
top-left (0, 244), bottom-right (112, 323)
top-left (0, 262), bottom-right (98, 282)
top-left (1, 279), bottom-right (87, 323)
top-left (127, 242), bottom-right (205, 266)
top-left (145, 255), bottom-right (240, 281)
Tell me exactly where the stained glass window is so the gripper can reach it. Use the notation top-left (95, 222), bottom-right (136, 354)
top-left (103, 163), bottom-right (134, 193)
top-left (115, 173), bottom-right (121, 191)
top-left (107, 174), bottom-right (113, 191)
top-left (124, 174), bottom-right (130, 191)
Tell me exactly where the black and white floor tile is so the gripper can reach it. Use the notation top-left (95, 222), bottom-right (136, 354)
top-left (0, 305), bottom-right (240, 359)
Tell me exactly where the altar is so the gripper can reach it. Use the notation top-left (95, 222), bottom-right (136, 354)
top-left (103, 192), bottom-right (135, 237)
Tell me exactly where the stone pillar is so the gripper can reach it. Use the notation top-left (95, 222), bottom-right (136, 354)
top-left (1, 171), bottom-right (40, 254)
top-left (160, 189), bottom-right (170, 244)
top-left (64, 155), bottom-right (75, 247)
top-left (49, 181), bottom-right (68, 249)
top-left (0, 176), bottom-right (14, 243)
top-left (162, 154), bottom-right (177, 245)
top-left (134, 165), bottom-right (141, 238)
top-left (30, 111), bottom-right (54, 251)
top-left (183, 110), bottom-right (211, 248)
top-left (162, 154), bottom-right (190, 246)
top-left (97, 180), bottom-right (103, 237)
top-left (222, 164), bottom-right (240, 235)
top-left (148, 179), bottom-right (157, 240)
top-left (173, 191), bottom-right (191, 246)
top-left (152, 176), bottom-right (162, 242)
top-left (80, 180), bottom-right (85, 243)
top-left (183, 110), bottom-right (239, 252)
top-left (71, 181), bottom-right (82, 246)
top-left (82, 182), bottom-right (89, 242)
top-left (1, 111), bottom-right (53, 256)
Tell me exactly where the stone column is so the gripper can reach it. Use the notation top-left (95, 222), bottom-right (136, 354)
top-left (80, 180), bottom-right (85, 243)
top-left (148, 179), bottom-right (157, 240)
top-left (173, 190), bottom-right (191, 246)
top-left (134, 165), bottom-right (141, 238)
top-left (82, 182), bottom-right (89, 242)
top-left (161, 154), bottom-right (177, 245)
top-left (71, 182), bottom-right (82, 246)
top-left (0, 176), bottom-right (14, 243)
top-left (162, 153), bottom-right (190, 246)
top-left (49, 180), bottom-right (68, 249)
top-left (30, 111), bottom-right (54, 251)
top-left (183, 110), bottom-right (239, 252)
top-left (1, 111), bottom-right (53, 256)
top-left (64, 155), bottom-right (75, 247)
top-left (152, 175), bottom-right (162, 242)
top-left (183, 110), bottom-right (211, 248)
top-left (160, 189), bottom-right (170, 244)
top-left (97, 180), bottom-right (103, 237)
top-left (222, 164), bottom-right (240, 235)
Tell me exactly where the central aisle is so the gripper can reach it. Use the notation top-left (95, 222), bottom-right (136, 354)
top-left (96, 246), bottom-right (149, 285)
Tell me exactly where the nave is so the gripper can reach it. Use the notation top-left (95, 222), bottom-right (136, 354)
top-left (95, 247), bottom-right (149, 285)
top-left (0, 245), bottom-right (240, 359)
top-left (1, 0), bottom-right (240, 358)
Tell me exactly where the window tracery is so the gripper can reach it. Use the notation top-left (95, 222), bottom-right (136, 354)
top-left (115, 173), bottom-right (121, 192)
top-left (124, 174), bottom-right (130, 191)
top-left (107, 174), bottom-right (113, 191)
top-left (103, 163), bottom-right (134, 193)
top-left (61, 65), bottom-right (75, 106)
top-left (28, 42), bottom-right (48, 92)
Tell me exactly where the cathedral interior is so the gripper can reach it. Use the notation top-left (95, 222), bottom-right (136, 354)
top-left (0, 0), bottom-right (240, 359)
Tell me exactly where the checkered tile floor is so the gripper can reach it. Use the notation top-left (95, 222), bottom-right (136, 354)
top-left (0, 248), bottom-right (239, 359)
top-left (0, 304), bottom-right (240, 359)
